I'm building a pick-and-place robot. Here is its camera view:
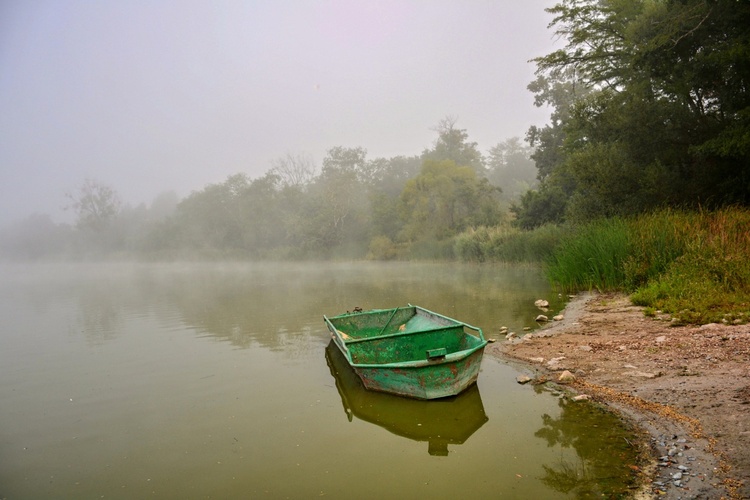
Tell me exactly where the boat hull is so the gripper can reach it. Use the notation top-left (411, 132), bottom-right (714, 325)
top-left (353, 347), bottom-right (485, 399)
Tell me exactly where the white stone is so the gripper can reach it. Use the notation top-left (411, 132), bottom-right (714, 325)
top-left (516, 375), bottom-right (532, 384)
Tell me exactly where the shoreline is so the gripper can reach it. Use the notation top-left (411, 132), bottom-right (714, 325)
top-left (488, 292), bottom-right (750, 499)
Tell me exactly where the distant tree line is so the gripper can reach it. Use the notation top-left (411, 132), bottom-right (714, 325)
top-left (0, 117), bottom-right (536, 260)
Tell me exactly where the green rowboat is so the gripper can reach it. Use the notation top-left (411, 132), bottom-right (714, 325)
top-left (323, 305), bottom-right (488, 400)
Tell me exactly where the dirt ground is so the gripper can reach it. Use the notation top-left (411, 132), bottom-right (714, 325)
top-left (489, 292), bottom-right (750, 499)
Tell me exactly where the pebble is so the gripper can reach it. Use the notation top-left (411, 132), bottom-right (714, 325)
top-left (516, 375), bottom-right (532, 384)
top-left (648, 433), bottom-right (707, 495)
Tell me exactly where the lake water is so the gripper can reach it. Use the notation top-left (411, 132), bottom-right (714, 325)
top-left (0, 262), bottom-right (641, 498)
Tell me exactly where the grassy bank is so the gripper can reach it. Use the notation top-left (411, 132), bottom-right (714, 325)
top-left (457, 208), bottom-right (750, 325)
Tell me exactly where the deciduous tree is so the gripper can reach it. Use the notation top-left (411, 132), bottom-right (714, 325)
top-left (65, 178), bottom-right (122, 232)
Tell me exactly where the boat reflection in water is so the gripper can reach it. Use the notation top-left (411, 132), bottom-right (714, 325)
top-left (325, 341), bottom-right (488, 456)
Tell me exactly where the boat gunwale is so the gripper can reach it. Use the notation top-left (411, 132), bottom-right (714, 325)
top-left (346, 341), bottom-right (486, 369)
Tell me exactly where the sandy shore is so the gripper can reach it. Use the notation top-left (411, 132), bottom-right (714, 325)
top-left (489, 292), bottom-right (750, 499)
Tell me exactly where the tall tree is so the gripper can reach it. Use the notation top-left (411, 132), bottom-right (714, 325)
top-left (399, 159), bottom-right (501, 242)
top-left (304, 146), bottom-right (371, 254)
top-left (270, 152), bottom-right (317, 189)
top-left (422, 116), bottom-right (486, 174)
top-left (517, 0), bottom-right (750, 226)
top-left (65, 178), bottom-right (122, 232)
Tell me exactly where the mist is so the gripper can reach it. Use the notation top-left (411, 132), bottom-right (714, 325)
top-left (0, 1), bottom-right (558, 228)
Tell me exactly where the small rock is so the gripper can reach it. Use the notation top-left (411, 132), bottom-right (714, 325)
top-left (505, 332), bottom-right (517, 340)
top-left (623, 364), bottom-right (638, 369)
top-left (655, 335), bottom-right (667, 343)
top-left (516, 375), bottom-right (532, 384)
top-left (553, 315), bottom-right (564, 321)
top-left (528, 357), bottom-right (545, 364)
top-left (534, 299), bottom-right (549, 308)
top-left (535, 314), bottom-right (549, 323)
top-left (578, 345), bottom-right (593, 352)
top-left (558, 370), bottom-right (576, 382)
top-left (572, 394), bottom-right (589, 401)
top-left (672, 472), bottom-right (683, 480)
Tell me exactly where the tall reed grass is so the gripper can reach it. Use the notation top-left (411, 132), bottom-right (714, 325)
top-left (456, 207), bottom-right (750, 324)
top-left (454, 224), bottom-right (567, 263)
top-left (545, 218), bottom-right (630, 291)
top-left (549, 208), bottom-right (750, 324)
top-left (629, 208), bottom-right (750, 324)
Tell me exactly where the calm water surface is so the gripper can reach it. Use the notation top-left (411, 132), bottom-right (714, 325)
top-left (0, 262), bottom-right (640, 498)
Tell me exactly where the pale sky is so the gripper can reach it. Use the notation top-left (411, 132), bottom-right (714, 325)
top-left (0, 0), bottom-right (559, 226)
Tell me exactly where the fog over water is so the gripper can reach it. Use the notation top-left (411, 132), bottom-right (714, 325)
top-left (0, 1), bottom-right (558, 226)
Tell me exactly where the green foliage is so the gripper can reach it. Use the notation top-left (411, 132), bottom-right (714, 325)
top-left (399, 159), bottom-right (502, 243)
top-left (422, 116), bottom-right (486, 174)
top-left (516, 0), bottom-right (750, 228)
top-left (545, 207), bottom-right (750, 325)
top-left (621, 209), bottom-right (693, 289)
top-left (630, 208), bottom-right (750, 324)
top-left (366, 235), bottom-right (402, 261)
top-left (406, 238), bottom-right (456, 260)
top-left (454, 224), bottom-right (567, 263)
top-left (546, 218), bottom-right (630, 291)
top-left (511, 182), bottom-right (569, 229)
